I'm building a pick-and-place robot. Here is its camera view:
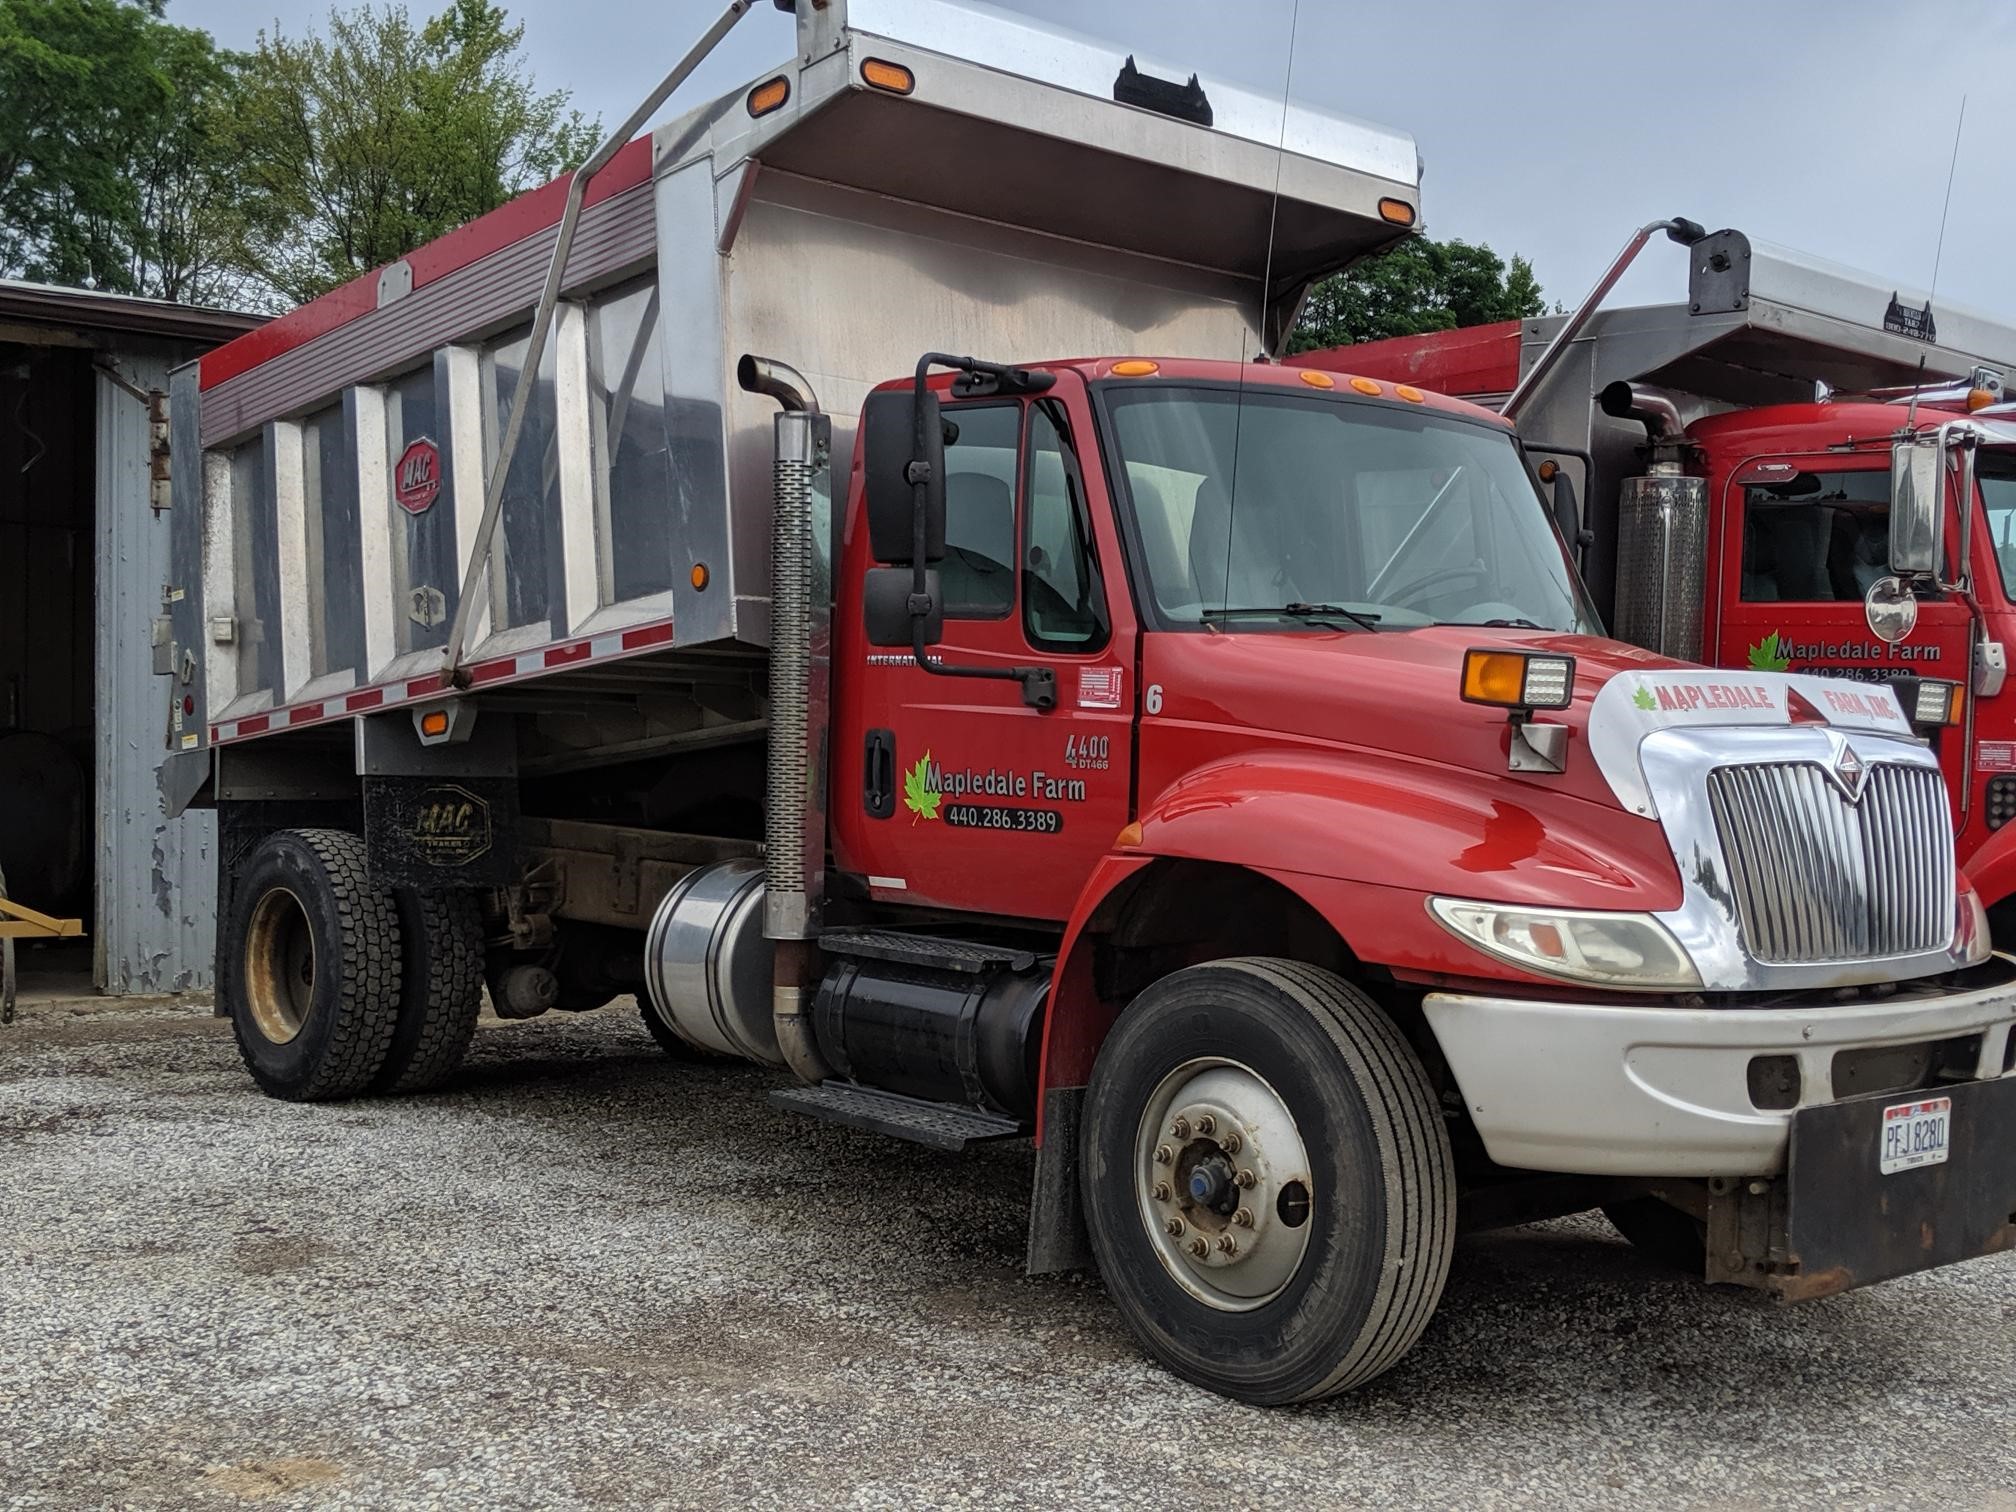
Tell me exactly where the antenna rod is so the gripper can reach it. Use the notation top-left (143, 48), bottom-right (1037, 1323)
top-left (1906, 95), bottom-right (1966, 436)
top-left (1928, 94), bottom-right (1967, 309)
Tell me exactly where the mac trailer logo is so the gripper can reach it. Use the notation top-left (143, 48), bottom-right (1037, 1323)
top-left (1883, 293), bottom-right (1937, 343)
top-left (394, 436), bottom-right (442, 516)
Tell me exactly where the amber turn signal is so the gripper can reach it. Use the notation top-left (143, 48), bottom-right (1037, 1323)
top-left (1462, 649), bottom-right (1574, 710)
top-left (1378, 197), bottom-right (1417, 227)
top-left (419, 709), bottom-right (451, 738)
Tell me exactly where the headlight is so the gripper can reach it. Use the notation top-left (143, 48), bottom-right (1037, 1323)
top-left (1955, 884), bottom-right (1992, 966)
top-left (1429, 898), bottom-right (1702, 990)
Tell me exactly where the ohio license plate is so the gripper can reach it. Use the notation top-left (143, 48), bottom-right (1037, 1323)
top-left (1878, 1096), bottom-right (1952, 1175)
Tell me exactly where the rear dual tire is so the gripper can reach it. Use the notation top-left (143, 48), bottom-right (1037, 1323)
top-left (1081, 958), bottom-right (1456, 1405)
top-left (224, 828), bottom-right (482, 1100)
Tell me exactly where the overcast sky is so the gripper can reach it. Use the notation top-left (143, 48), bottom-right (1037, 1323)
top-left (168, 0), bottom-right (2016, 325)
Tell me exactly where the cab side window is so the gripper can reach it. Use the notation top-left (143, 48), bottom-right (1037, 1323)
top-left (1740, 469), bottom-right (1891, 602)
top-left (940, 404), bottom-right (1020, 618)
top-left (1023, 405), bottom-right (1106, 650)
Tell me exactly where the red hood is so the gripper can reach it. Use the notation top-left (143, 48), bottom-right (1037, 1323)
top-left (1133, 625), bottom-right (1692, 916)
top-left (1143, 624), bottom-right (1682, 811)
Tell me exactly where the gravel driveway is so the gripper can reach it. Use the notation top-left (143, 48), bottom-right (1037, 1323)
top-left (4, 998), bottom-right (2014, 1510)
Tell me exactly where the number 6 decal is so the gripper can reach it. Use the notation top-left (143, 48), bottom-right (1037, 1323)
top-left (1144, 683), bottom-right (1164, 715)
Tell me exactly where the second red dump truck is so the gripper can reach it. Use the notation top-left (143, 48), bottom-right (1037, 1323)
top-left (1309, 223), bottom-right (2016, 941)
top-left (158, 2), bottom-right (2016, 1403)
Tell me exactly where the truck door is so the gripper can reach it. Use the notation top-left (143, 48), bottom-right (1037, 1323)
top-left (1712, 454), bottom-right (1971, 801)
top-left (833, 383), bottom-right (1136, 920)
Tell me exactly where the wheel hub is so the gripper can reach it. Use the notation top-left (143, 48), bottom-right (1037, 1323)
top-left (1134, 1058), bottom-right (1313, 1311)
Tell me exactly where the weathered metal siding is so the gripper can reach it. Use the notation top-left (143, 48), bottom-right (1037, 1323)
top-left (95, 356), bottom-right (216, 992)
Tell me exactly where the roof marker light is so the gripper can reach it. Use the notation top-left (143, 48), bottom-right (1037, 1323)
top-left (1111, 359), bottom-right (1160, 377)
top-left (1349, 376), bottom-right (1383, 396)
top-left (1396, 384), bottom-right (1426, 403)
top-left (1299, 370), bottom-right (1336, 389)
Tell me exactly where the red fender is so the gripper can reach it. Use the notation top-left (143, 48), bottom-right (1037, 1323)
top-left (1034, 751), bottom-right (1682, 1139)
top-left (1965, 819), bottom-right (2016, 914)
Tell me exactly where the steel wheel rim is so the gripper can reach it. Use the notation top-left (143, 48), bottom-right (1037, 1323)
top-left (244, 887), bottom-right (315, 1045)
top-left (1134, 1056), bottom-right (1314, 1311)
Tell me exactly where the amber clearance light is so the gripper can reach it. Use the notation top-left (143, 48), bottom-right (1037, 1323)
top-left (1378, 197), bottom-right (1417, 227)
top-left (861, 58), bottom-right (915, 94)
top-left (746, 76), bottom-right (790, 118)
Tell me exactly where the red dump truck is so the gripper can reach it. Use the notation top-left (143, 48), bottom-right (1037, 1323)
top-left (1304, 226), bottom-right (2016, 938)
top-left (158, 4), bottom-right (2016, 1403)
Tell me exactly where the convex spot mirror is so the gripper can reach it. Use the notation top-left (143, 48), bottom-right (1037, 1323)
top-left (861, 386), bottom-right (946, 564)
top-left (1889, 437), bottom-right (1947, 578)
top-left (863, 567), bottom-right (943, 648)
top-left (1864, 573), bottom-right (1920, 646)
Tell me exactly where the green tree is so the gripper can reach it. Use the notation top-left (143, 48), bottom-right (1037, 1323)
top-left (0, 0), bottom-right (241, 301)
top-left (1288, 236), bottom-right (1547, 354)
top-left (224, 0), bottom-right (599, 306)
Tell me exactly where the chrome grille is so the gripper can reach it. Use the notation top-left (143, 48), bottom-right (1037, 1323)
top-left (1706, 761), bottom-right (1953, 964)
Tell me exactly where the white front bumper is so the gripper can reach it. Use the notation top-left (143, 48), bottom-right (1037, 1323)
top-left (1423, 963), bottom-right (2016, 1177)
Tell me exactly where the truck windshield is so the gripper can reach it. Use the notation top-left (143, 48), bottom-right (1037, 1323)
top-left (1979, 452), bottom-right (2016, 600)
top-left (1103, 385), bottom-right (1596, 632)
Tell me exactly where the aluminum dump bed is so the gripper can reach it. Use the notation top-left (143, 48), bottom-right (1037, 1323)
top-left (167, 0), bottom-right (1419, 757)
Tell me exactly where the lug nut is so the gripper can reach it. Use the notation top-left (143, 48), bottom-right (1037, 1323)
top-left (1217, 1234), bottom-right (1238, 1255)
top-left (1186, 1237), bottom-right (1208, 1258)
top-left (1154, 1145), bottom-right (1173, 1165)
top-left (1152, 1181), bottom-right (1172, 1202)
top-left (1220, 1130), bottom-right (1243, 1154)
top-left (1233, 1207), bottom-right (1254, 1228)
top-left (1196, 1113), bottom-right (1216, 1135)
top-left (1171, 1117), bottom-right (1191, 1140)
top-left (1165, 1216), bottom-right (1185, 1236)
top-left (1234, 1168), bottom-right (1257, 1189)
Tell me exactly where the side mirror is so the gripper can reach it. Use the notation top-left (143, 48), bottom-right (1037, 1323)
top-left (1889, 437), bottom-right (1946, 578)
top-left (861, 387), bottom-right (945, 564)
top-left (863, 567), bottom-right (943, 647)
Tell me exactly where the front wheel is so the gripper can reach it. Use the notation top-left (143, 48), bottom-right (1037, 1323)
top-left (1081, 958), bottom-right (1455, 1404)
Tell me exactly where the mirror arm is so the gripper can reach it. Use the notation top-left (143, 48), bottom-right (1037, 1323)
top-left (904, 353), bottom-right (1058, 711)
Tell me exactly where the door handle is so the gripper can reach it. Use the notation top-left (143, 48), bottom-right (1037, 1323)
top-left (863, 728), bottom-right (896, 819)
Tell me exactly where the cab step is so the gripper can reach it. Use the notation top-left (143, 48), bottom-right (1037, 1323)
top-left (768, 1082), bottom-right (1027, 1152)
top-left (817, 927), bottom-right (1041, 976)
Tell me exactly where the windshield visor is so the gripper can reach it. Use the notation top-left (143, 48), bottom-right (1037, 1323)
top-left (1103, 385), bottom-right (1596, 633)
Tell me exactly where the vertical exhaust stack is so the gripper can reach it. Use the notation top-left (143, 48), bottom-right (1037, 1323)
top-left (1603, 381), bottom-right (1708, 663)
top-left (739, 354), bottom-right (833, 1084)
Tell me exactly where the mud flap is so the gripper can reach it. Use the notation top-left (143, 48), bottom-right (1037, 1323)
top-left (362, 775), bottom-right (519, 890)
top-left (1706, 1076), bottom-right (2016, 1298)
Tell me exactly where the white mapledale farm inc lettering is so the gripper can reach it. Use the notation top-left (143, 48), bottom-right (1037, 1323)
top-left (926, 760), bottom-right (1088, 803)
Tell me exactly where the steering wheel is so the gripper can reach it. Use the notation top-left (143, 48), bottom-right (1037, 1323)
top-left (1386, 563), bottom-right (1490, 610)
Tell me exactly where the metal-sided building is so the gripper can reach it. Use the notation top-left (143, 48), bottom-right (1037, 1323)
top-left (0, 281), bottom-right (262, 993)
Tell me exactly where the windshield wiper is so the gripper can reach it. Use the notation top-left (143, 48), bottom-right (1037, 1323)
top-left (1462, 616), bottom-right (1548, 630)
top-left (1204, 603), bottom-right (1383, 632)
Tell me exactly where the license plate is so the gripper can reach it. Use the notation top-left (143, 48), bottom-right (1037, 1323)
top-left (1878, 1096), bottom-right (1952, 1175)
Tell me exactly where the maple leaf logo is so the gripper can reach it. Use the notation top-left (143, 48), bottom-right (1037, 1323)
top-left (1632, 685), bottom-right (1657, 712)
top-left (902, 751), bottom-right (941, 824)
top-left (1747, 632), bottom-right (1791, 672)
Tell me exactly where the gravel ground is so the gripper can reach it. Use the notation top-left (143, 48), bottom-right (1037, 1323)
top-left (4, 999), bottom-right (2015, 1510)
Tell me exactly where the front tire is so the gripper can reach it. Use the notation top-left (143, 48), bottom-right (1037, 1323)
top-left (223, 828), bottom-right (400, 1101)
top-left (1081, 958), bottom-right (1455, 1404)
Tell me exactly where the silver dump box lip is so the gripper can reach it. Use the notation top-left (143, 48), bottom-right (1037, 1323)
top-left (174, 0), bottom-right (1421, 757)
